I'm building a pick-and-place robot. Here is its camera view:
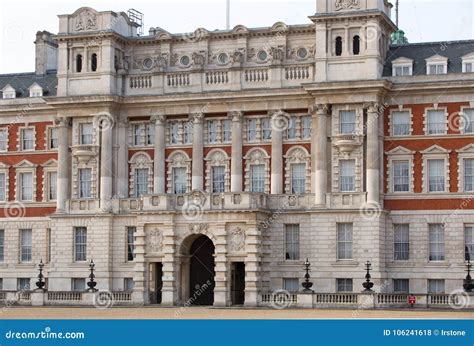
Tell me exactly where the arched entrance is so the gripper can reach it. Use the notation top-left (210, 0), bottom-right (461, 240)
top-left (184, 235), bottom-right (215, 305)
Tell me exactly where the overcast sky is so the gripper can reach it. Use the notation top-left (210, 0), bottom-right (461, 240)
top-left (0, 0), bottom-right (472, 74)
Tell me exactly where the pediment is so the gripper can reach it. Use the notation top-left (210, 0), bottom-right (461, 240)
top-left (425, 54), bottom-right (448, 62)
top-left (457, 143), bottom-right (474, 154)
top-left (421, 144), bottom-right (450, 154)
top-left (392, 57), bottom-right (413, 65)
top-left (13, 160), bottom-right (36, 168)
top-left (386, 146), bottom-right (414, 155)
top-left (461, 52), bottom-right (474, 60)
top-left (28, 82), bottom-right (43, 91)
top-left (1, 84), bottom-right (15, 93)
top-left (41, 159), bottom-right (58, 168)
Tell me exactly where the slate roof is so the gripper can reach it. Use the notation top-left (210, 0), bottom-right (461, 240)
top-left (383, 40), bottom-right (474, 77)
top-left (0, 70), bottom-right (57, 98)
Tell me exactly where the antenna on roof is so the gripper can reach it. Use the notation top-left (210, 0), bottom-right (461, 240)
top-left (128, 8), bottom-right (144, 36)
top-left (226, 0), bottom-right (230, 30)
top-left (395, 0), bottom-right (399, 27)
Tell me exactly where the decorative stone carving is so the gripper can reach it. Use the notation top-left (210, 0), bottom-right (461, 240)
top-left (334, 0), bottom-right (361, 11)
top-left (192, 51), bottom-right (206, 67)
top-left (189, 223), bottom-right (209, 233)
top-left (146, 228), bottom-right (163, 253)
top-left (229, 227), bottom-right (246, 252)
top-left (74, 10), bottom-right (97, 31)
top-left (270, 46), bottom-right (285, 61)
top-left (231, 49), bottom-right (245, 63)
top-left (188, 189), bottom-right (207, 206)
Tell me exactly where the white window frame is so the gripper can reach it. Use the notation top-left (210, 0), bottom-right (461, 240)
top-left (284, 146), bottom-right (310, 194)
top-left (427, 279), bottom-right (445, 294)
top-left (46, 126), bottom-right (59, 150)
top-left (78, 168), bottom-right (92, 199)
top-left (183, 121), bottom-right (193, 145)
top-left (207, 120), bottom-right (218, 144)
top-left (339, 159), bottom-right (355, 192)
top-left (465, 225), bottom-right (474, 261)
top-left (74, 227), bottom-right (87, 262)
top-left (421, 145), bottom-right (450, 193)
top-left (126, 226), bottom-right (136, 262)
top-left (0, 128), bottom-right (8, 152)
top-left (134, 168), bottom-right (149, 197)
top-left (28, 83), bottom-right (43, 98)
top-left (461, 53), bottom-right (474, 73)
top-left (428, 224), bottom-right (445, 262)
top-left (385, 146), bottom-right (416, 194)
top-left (205, 149), bottom-right (230, 193)
top-left (337, 223), bottom-right (353, 260)
top-left (246, 118), bottom-right (257, 142)
top-left (1, 84), bottom-right (16, 99)
top-left (14, 160), bottom-right (36, 202)
top-left (424, 108), bottom-right (448, 135)
top-left (426, 55), bottom-right (448, 75)
top-left (20, 229), bottom-right (32, 263)
top-left (131, 123), bottom-right (145, 147)
top-left (0, 163), bottom-right (9, 202)
top-left (391, 57), bottom-right (413, 77)
top-left (393, 224), bottom-right (409, 261)
top-left (19, 127), bottom-right (35, 151)
top-left (244, 148), bottom-right (270, 194)
top-left (339, 110), bottom-right (356, 134)
top-left (261, 117), bottom-right (272, 141)
top-left (301, 116), bottom-right (311, 139)
top-left (336, 278), bottom-right (353, 292)
top-left (41, 159), bottom-right (58, 202)
top-left (393, 279), bottom-right (409, 293)
top-left (222, 119), bottom-right (232, 143)
top-left (460, 107), bottom-right (474, 134)
top-left (166, 151), bottom-right (191, 194)
top-left (390, 109), bottom-right (412, 136)
top-left (285, 224), bottom-right (300, 261)
top-left (287, 116), bottom-right (297, 140)
top-left (129, 152), bottom-right (153, 197)
top-left (79, 122), bottom-right (94, 145)
top-left (146, 123), bottom-right (155, 146)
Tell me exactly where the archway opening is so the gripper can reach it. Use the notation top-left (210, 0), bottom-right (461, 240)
top-left (185, 235), bottom-right (215, 306)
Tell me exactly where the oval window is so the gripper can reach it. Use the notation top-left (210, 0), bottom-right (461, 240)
top-left (297, 47), bottom-right (308, 59)
top-left (218, 53), bottom-right (229, 64)
top-left (257, 50), bottom-right (268, 62)
top-left (180, 55), bottom-right (190, 66)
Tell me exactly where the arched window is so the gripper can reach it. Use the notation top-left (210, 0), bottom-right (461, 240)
top-left (244, 148), bottom-right (270, 193)
top-left (353, 36), bottom-right (361, 55)
top-left (91, 53), bottom-right (98, 72)
top-left (284, 147), bottom-right (311, 194)
top-left (76, 54), bottom-right (83, 73)
top-left (205, 149), bottom-right (230, 193)
top-left (335, 37), bottom-right (343, 56)
top-left (166, 151), bottom-right (191, 194)
top-left (129, 152), bottom-right (153, 197)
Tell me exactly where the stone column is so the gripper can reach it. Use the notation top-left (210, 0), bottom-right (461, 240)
top-left (191, 113), bottom-right (204, 191)
top-left (99, 115), bottom-right (113, 211)
top-left (230, 111), bottom-right (243, 192)
top-left (153, 114), bottom-right (166, 194)
top-left (244, 223), bottom-right (262, 307)
top-left (161, 225), bottom-right (177, 305)
top-left (270, 110), bottom-right (284, 194)
top-left (366, 103), bottom-right (381, 205)
top-left (116, 118), bottom-right (129, 198)
top-left (213, 226), bottom-right (228, 307)
top-left (313, 104), bottom-right (330, 206)
top-left (55, 117), bottom-right (70, 213)
top-left (132, 224), bottom-right (148, 305)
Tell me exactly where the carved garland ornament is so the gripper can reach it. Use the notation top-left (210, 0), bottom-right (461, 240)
top-left (229, 227), bottom-right (246, 252)
top-left (74, 10), bottom-right (97, 31)
top-left (146, 229), bottom-right (163, 253)
top-left (334, 0), bottom-right (361, 11)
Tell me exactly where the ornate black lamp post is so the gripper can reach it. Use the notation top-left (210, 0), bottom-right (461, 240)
top-left (87, 259), bottom-right (98, 292)
top-left (362, 260), bottom-right (374, 292)
top-left (463, 259), bottom-right (474, 292)
top-left (301, 258), bottom-right (314, 292)
top-left (35, 259), bottom-right (46, 290)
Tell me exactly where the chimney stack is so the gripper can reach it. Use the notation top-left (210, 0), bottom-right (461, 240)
top-left (34, 31), bottom-right (58, 75)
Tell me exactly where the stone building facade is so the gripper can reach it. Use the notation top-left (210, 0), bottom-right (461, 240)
top-left (0, 0), bottom-right (473, 306)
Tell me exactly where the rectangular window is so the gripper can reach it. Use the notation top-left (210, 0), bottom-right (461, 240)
top-left (222, 119), bottom-right (231, 142)
top-left (134, 168), bottom-right (148, 197)
top-left (49, 127), bottom-right (59, 149)
top-left (20, 229), bottom-right (32, 262)
top-left (132, 124), bottom-right (143, 146)
top-left (393, 160), bottom-right (410, 192)
top-left (18, 278), bottom-right (31, 291)
top-left (428, 159), bottom-right (445, 192)
top-left (464, 109), bottom-right (474, 133)
top-left (146, 123), bottom-right (155, 145)
top-left (429, 224), bottom-right (445, 261)
top-left (393, 279), bottom-right (409, 293)
top-left (394, 224), bottom-right (409, 260)
top-left (0, 128), bottom-right (7, 151)
top-left (72, 278), bottom-right (85, 292)
top-left (339, 160), bottom-right (355, 192)
top-left (74, 227), bottom-right (87, 262)
top-left (247, 119), bottom-right (257, 141)
top-left (291, 163), bottom-right (306, 194)
top-left (302, 116), bottom-right (311, 139)
top-left (285, 224), bottom-right (300, 260)
top-left (287, 116), bottom-right (297, 139)
top-left (283, 278), bottom-right (299, 292)
top-left (337, 278), bottom-right (353, 292)
top-left (337, 223), bottom-right (353, 260)
top-left (46, 228), bottom-right (51, 263)
top-left (0, 173), bottom-right (5, 201)
top-left (79, 168), bottom-right (92, 198)
top-left (172, 167), bottom-right (187, 194)
top-left (48, 172), bottom-right (57, 201)
top-left (211, 166), bottom-right (225, 193)
top-left (207, 120), bottom-right (218, 143)
top-left (392, 111), bottom-right (410, 136)
top-left (80, 123), bottom-right (93, 145)
top-left (250, 164), bottom-right (265, 193)
top-left (124, 278), bottom-right (134, 291)
top-left (466, 63), bottom-right (473, 73)
top-left (21, 128), bottom-right (34, 150)
top-left (394, 66), bottom-right (411, 76)
top-left (427, 110), bottom-right (446, 134)
top-left (340, 110), bottom-right (356, 134)
top-left (428, 279), bottom-right (445, 294)
top-left (183, 121), bottom-right (193, 144)
top-left (0, 229), bottom-right (4, 262)
top-left (19, 172), bottom-right (33, 201)
top-left (465, 159), bottom-right (474, 191)
top-left (0, 278), bottom-right (2, 290)
top-left (465, 225), bottom-right (474, 261)
top-left (127, 227), bottom-right (136, 262)
top-left (429, 64), bottom-right (445, 75)
top-left (261, 118), bottom-right (272, 140)
top-left (170, 122), bottom-right (180, 145)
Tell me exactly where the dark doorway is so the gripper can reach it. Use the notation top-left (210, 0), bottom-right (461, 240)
top-left (189, 235), bottom-right (215, 305)
top-left (155, 263), bottom-right (163, 304)
top-left (231, 262), bottom-right (245, 305)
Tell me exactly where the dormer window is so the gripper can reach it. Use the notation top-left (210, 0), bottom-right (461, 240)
top-left (352, 36), bottom-right (360, 55)
top-left (28, 83), bottom-right (43, 98)
top-left (1, 84), bottom-right (16, 99)
top-left (461, 53), bottom-right (474, 73)
top-left (391, 57), bottom-right (413, 76)
top-left (426, 55), bottom-right (448, 75)
top-left (335, 37), bottom-right (343, 56)
top-left (76, 54), bottom-right (83, 73)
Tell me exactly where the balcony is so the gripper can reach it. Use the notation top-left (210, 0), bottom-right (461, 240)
top-left (71, 144), bottom-right (99, 164)
top-left (332, 134), bottom-right (363, 153)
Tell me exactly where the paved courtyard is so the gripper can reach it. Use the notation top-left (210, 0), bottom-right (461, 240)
top-left (1, 307), bottom-right (472, 319)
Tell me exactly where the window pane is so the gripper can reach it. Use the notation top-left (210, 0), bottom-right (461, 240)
top-left (285, 225), bottom-right (299, 260)
top-left (250, 164), bottom-right (265, 193)
top-left (127, 227), bottom-right (136, 261)
top-left (427, 110), bottom-right (445, 134)
top-left (49, 172), bottom-right (57, 200)
top-left (135, 169), bottom-right (148, 197)
top-left (337, 224), bottom-right (353, 259)
top-left (428, 279), bottom-right (444, 294)
top-left (394, 224), bottom-right (409, 260)
top-left (211, 166), bottom-right (225, 193)
top-left (428, 159), bottom-right (445, 192)
top-left (393, 160), bottom-right (409, 192)
top-left (170, 123), bottom-right (180, 144)
top-left (146, 123), bottom-right (155, 145)
top-left (20, 229), bottom-right (32, 262)
top-left (0, 173), bottom-right (5, 201)
top-left (74, 227), bottom-right (87, 262)
top-left (340, 111), bottom-right (356, 134)
top-left (287, 117), bottom-right (297, 139)
top-left (173, 167), bottom-right (187, 194)
top-left (465, 159), bottom-right (474, 191)
top-left (222, 120), bottom-right (232, 142)
top-left (392, 111), bottom-right (410, 136)
top-left (291, 163), bottom-right (306, 194)
top-left (0, 229), bottom-right (4, 262)
top-left (302, 116), bottom-right (311, 139)
top-left (21, 129), bottom-right (34, 150)
top-left (184, 121), bottom-right (193, 144)
top-left (339, 160), bottom-right (355, 192)
top-left (80, 123), bottom-right (93, 145)
top-left (429, 224), bottom-right (445, 261)
top-left (283, 278), bottom-right (299, 292)
top-left (464, 109), bottom-right (474, 133)
top-left (20, 173), bottom-right (33, 201)
top-left (49, 128), bottom-right (59, 149)
top-left (79, 168), bottom-right (92, 198)
top-left (465, 226), bottom-right (474, 261)
top-left (261, 118), bottom-right (272, 140)
top-left (0, 129), bottom-right (7, 151)
top-left (247, 119), bottom-right (257, 141)
top-left (337, 278), bottom-right (353, 292)
top-left (393, 279), bottom-right (409, 293)
top-left (72, 278), bottom-right (85, 291)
